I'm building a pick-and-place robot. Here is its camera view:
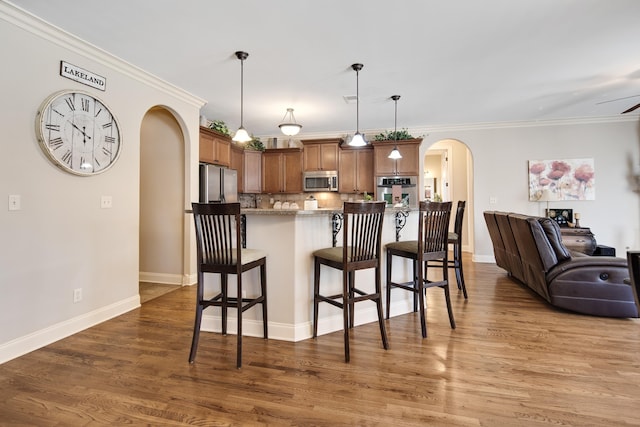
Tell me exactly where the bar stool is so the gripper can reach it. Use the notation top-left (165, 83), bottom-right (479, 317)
top-left (313, 201), bottom-right (388, 362)
top-left (189, 202), bottom-right (268, 368)
top-left (385, 201), bottom-right (455, 338)
top-left (429, 201), bottom-right (468, 299)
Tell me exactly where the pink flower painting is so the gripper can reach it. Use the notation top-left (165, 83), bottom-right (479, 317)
top-left (528, 158), bottom-right (595, 201)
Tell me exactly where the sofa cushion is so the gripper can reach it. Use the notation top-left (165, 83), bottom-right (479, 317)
top-left (538, 217), bottom-right (571, 262)
top-left (527, 218), bottom-right (558, 272)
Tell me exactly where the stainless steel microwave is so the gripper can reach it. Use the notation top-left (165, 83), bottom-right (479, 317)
top-left (303, 171), bottom-right (338, 192)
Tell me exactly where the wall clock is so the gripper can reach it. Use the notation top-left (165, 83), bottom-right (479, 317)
top-left (35, 90), bottom-right (122, 176)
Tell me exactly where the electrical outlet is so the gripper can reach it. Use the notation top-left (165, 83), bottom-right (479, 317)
top-left (489, 196), bottom-right (498, 204)
top-left (9, 194), bottom-right (21, 211)
top-left (101, 196), bottom-right (113, 209)
top-left (73, 288), bottom-right (82, 303)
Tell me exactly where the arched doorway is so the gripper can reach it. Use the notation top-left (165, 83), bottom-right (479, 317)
top-left (139, 107), bottom-right (185, 302)
top-left (425, 139), bottom-right (474, 254)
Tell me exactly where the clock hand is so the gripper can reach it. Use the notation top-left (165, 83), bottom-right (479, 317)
top-left (71, 122), bottom-right (92, 140)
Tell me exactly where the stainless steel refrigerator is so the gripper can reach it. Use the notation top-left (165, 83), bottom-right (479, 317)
top-left (199, 163), bottom-right (238, 203)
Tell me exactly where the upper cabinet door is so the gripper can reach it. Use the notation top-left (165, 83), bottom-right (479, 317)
top-left (243, 150), bottom-right (262, 194)
top-left (301, 138), bottom-right (342, 171)
top-left (339, 146), bottom-right (373, 194)
top-left (199, 126), bottom-right (231, 167)
top-left (261, 148), bottom-right (303, 193)
top-left (372, 139), bottom-right (422, 176)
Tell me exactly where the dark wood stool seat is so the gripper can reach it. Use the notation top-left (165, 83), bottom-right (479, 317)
top-left (313, 201), bottom-right (388, 362)
top-left (386, 201), bottom-right (456, 338)
top-left (189, 202), bottom-right (268, 368)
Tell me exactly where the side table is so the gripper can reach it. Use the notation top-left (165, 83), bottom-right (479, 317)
top-left (560, 227), bottom-right (597, 255)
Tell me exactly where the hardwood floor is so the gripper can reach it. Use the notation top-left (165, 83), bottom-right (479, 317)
top-left (1, 256), bottom-right (639, 426)
top-left (139, 282), bottom-right (180, 304)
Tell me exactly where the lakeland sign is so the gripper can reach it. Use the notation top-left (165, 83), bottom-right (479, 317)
top-left (59, 61), bottom-right (106, 91)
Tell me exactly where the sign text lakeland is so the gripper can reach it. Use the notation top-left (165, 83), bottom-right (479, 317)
top-left (59, 61), bottom-right (106, 91)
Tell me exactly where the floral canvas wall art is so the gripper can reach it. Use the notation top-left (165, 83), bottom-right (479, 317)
top-left (529, 158), bottom-right (595, 201)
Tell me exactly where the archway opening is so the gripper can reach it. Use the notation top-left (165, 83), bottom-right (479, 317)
top-left (425, 139), bottom-right (474, 254)
top-left (139, 107), bottom-right (185, 302)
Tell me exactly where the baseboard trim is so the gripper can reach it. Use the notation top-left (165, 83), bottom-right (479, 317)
top-left (139, 271), bottom-right (184, 285)
top-left (473, 254), bottom-right (496, 263)
top-left (0, 296), bottom-right (140, 364)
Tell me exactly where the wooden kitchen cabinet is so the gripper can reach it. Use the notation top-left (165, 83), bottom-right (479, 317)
top-left (372, 139), bottom-right (422, 176)
top-left (230, 143), bottom-right (244, 193)
top-left (243, 150), bottom-right (262, 194)
top-left (261, 148), bottom-right (303, 194)
top-left (199, 126), bottom-right (231, 167)
top-left (339, 146), bottom-right (374, 194)
top-left (301, 138), bottom-right (341, 171)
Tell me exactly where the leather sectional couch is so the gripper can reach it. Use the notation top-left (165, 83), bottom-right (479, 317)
top-left (484, 211), bottom-right (639, 318)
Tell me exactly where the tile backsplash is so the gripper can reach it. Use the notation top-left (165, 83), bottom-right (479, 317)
top-left (239, 192), bottom-right (371, 209)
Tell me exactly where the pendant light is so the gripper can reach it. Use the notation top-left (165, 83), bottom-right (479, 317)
top-left (278, 108), bottom-right (302, 136)
top-left (349, 63), bottom-right (367, 147)
top-left (232, 51), bottom-right (252, 143)
top-left (388, 95), bottom-right (403, 159)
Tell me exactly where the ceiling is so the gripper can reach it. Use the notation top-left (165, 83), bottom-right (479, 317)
top-left (10, 0), bottom-right (640, 138)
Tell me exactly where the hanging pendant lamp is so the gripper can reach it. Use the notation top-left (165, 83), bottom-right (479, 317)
top-left (232, 51), bottom-right (252, 143)
top-left (278, 108), bottom-right (302, 136)
top-left (348, 63), bottom-right (367, 147)
top-left (388, 95), bottom-right (403, 159)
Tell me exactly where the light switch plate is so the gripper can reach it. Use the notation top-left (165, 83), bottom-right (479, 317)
top-left (8, 194), bottom-right (21, 211)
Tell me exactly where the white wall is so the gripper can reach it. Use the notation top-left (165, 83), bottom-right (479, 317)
top-left (0, 4), bottom-right (203, 363)
top-left (420, 118), bottom-right (640, 262)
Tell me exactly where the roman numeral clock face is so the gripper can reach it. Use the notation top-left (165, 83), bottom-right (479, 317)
top-left (36, 90), bottom-right (122, 176)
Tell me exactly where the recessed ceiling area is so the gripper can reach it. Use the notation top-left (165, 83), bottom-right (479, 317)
top-left (10, 0), bottom-right (640, 137)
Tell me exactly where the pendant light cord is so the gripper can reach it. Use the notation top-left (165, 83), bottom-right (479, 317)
top-left (394, 97), bottom-right (397, 139)
top-left (356, 67), bottom-right (360, 133)
top-left (239, 56), bottom-right (244, 127)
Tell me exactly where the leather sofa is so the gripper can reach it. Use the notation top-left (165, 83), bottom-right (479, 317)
top-left (484, 211), bottom-right (639, 318)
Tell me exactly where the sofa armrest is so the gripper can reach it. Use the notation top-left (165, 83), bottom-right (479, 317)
top-left (547, 257), bottom-right (638, 318)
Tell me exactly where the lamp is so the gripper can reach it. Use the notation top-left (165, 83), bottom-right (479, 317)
top-left (348, 63), bottom-right (367, 147)
top-left (278, 108), bottom-right (302, 136)
top-left (232, 51), bottom-right (252, 143)
top-left (388, 95), bottom-right (403, 159)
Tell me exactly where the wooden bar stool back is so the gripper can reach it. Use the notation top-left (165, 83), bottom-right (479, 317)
top-left (429, 201), bottom-right (468, 298)
top-left (189, 202), bottom-right (268, 368)
top-left (312, 201), bottom-right (388, 362)
top-left (386, 201), bottom-right (456, 338)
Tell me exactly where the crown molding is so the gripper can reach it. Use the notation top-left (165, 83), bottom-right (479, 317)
top-left (409, 114), bottom-right (639, 136)
top-left (258, 114), bottom-right (639, 143)
top-left (1, 1), bottom-right (206, 109)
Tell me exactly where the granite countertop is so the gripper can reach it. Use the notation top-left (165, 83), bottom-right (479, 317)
top-left (241, 206), bottom-right (416, 215)
top-left (186, 206), bottom-right (416, 215)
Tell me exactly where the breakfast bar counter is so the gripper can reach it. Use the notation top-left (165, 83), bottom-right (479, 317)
top-left (199, 206), bottom-right (419, 342)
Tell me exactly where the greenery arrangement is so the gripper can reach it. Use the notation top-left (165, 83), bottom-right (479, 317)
top-left (372, 128), bottom-right (415, 141)
top-left (208, 119), bottom-right (231, 136)
top-left (246, 137), bottom-right (265, 151)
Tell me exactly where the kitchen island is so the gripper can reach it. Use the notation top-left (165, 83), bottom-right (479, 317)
top-left (199, 207), bottom-right (421, 342)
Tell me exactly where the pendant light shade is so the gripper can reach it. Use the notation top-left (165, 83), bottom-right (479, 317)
top-left (278, 108), bottom-right (302, 136)
top-left (388, 94), bottom-right (403, 159)
top-left (348, 63), bottom-right (367, 147)
top-left (232, 51), bottom-right (252, 143)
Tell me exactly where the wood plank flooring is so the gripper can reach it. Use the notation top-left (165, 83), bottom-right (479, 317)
top-left (139, 282), bottom-right (180, 304)
top-left (1, 256), bottom-right (639, 426)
